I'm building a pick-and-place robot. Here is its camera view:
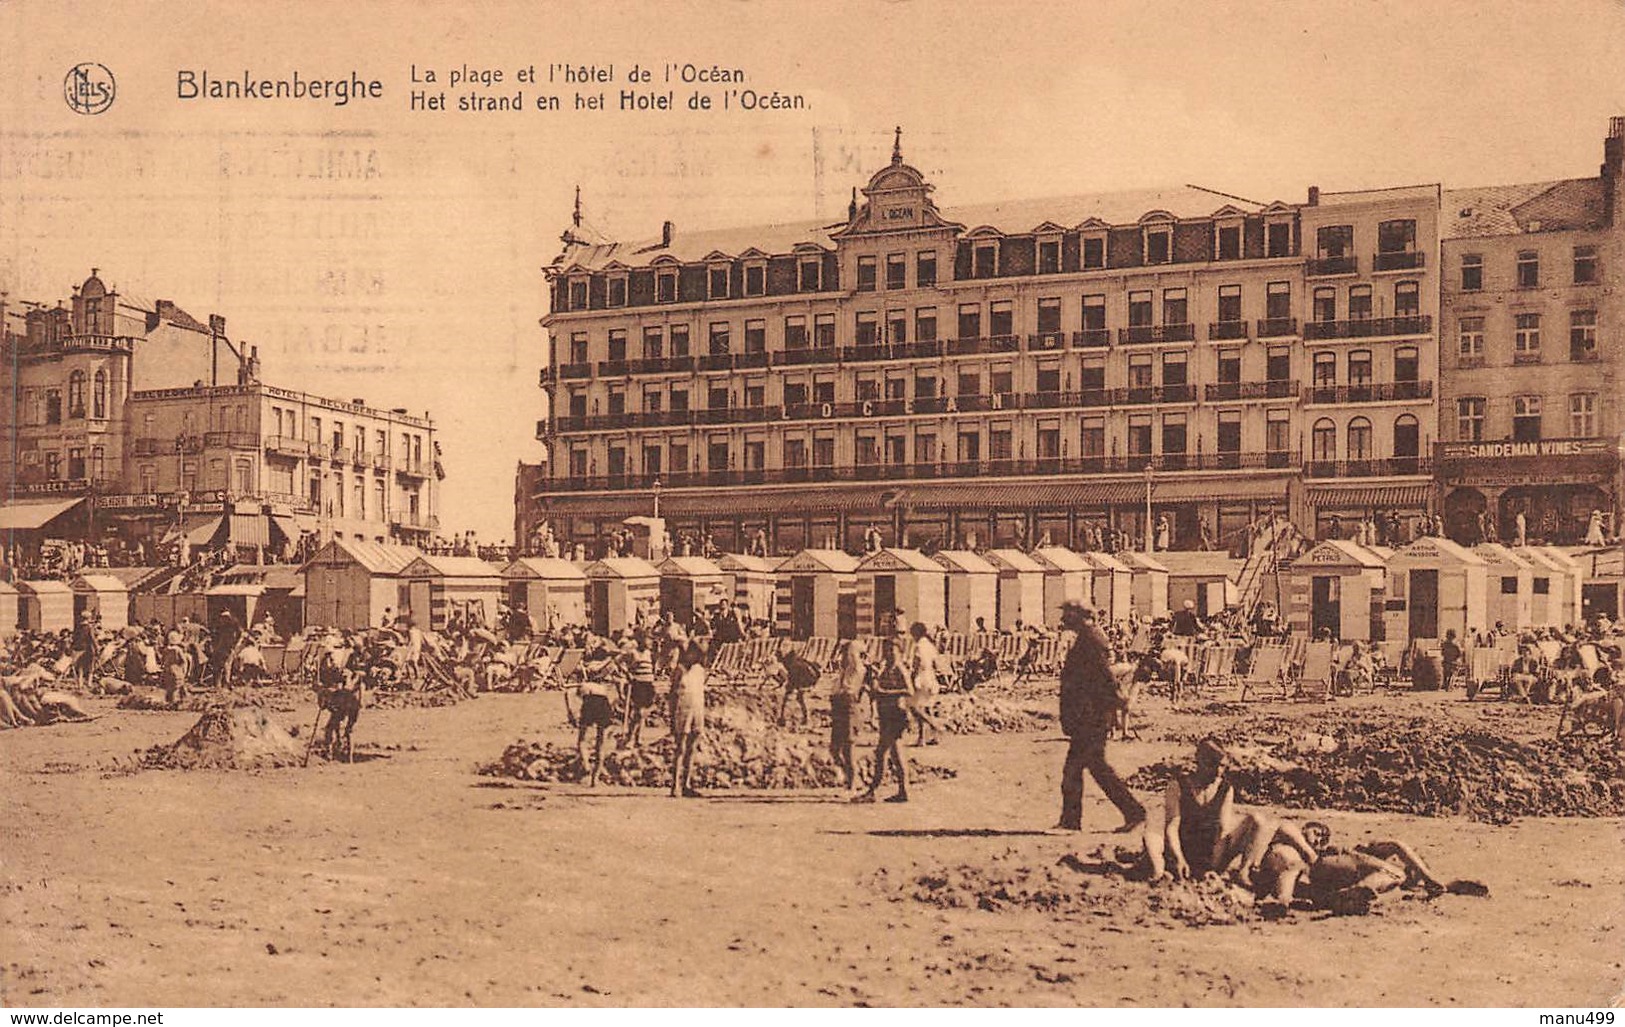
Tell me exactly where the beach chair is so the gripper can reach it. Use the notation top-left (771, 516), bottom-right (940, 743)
top-left (548, 648), bottom-right (584, 688)
top-left (1296, 641), bottom-right (1335, 701)
top-left (1239, 643), bottom-right (1288, 701)
top-left (1463, 647), bottom-right (1502, 699)
top-left (1373, 640), bottom-right (1407, 689)
top-left (1198, 645), bottom-right (1237, 694)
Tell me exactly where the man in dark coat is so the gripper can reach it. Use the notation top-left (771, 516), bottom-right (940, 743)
top-left (1057, 602), bottom-right (1147, 832)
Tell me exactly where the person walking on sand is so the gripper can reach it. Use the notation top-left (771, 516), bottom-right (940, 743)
top-left (853, 636), bottom-right (911, 804)
top-left (669, 639), bottom-right (709, 798)
top-left (1056, 602), bottom-right (1146, 833)
top-left (829, 639), bottom-right (870, 793)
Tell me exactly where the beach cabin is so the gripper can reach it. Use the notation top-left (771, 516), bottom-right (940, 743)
top-left (1382, 537), bottom-right (1488, 645)
top-left (1577, 546), bottom-right (1624, 623)
top-left (299, 539), bottom-right (424, 631)
top-left (583, 557), bottom-right (661, 636)
top-left (856, 548), bottom-right (948, 636)
top-left (0, 581), bottom-right (18, 636)
top-left (17, 580), bottom-right (74, 633)
top-left (1517, 547), bottom-right (1574, 629)
top-left (656, 555), bottom-right (729, 627)
top-left (398, 555), bottom-right (505, 632)
top-left (717, 553), bottom-right (779, 624)
top-left (71, 574), bottom-right (131, 631)
top-left (1155, 552), bottom-right (1241, 618)
top-left (501, 557), bottom-right (588, 632)
top-left (1117, 552), bottom-right (1171, 620)
top-left (1081, 551), bottom-right (1134, 622)
top-left (1474, 544), bottom-right (1534, 632)
top-left (933, 550), bottom-right (998, 634)
top-left (203, 583), bottom-right (266, 632)
top-left (1534, 546), bottom-right (1584, 628)
top-left (983, 549), bottom-right (1047, 631)
top-left (774, 549), bottom-right (860, 640)
top-left (1028, 547), bottom-right (1092, 627)
top-left (1285, 540), bottom-right (1387, 641)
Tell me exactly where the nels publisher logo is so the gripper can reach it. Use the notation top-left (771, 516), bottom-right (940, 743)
top-left (64, 62), bottom-right (116, 115)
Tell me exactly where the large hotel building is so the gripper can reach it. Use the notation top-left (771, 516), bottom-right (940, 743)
top-left (531, 131), bottom-right (1442, 555)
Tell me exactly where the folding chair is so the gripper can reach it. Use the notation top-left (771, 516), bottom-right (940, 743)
top-left (1239, 644), bottom-right (1287, 701)
top-left (1296, 641), bottom-right (1335, 701)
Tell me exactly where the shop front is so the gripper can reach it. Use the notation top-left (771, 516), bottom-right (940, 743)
top-left (1437, 439), bottom-right (1621, 546)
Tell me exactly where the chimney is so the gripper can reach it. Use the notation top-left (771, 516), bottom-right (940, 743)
top-left (1604, 116), bottom-right (1625, 226)
top-left (661, 220), bottom-right (674, 247)
top-left (208, 313), bottom-right (226, 336)
top-left (1307, 185), bottom-right (1320, 207)
top-left (848, 187), bottom-right (858, 221)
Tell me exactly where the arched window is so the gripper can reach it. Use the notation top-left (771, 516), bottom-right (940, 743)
top-left (1347, 416), bottom-right (1373, 461)
top-left (1394, 414), bottom-right (1420, 460)
top-left (92, 370), bottom-right (107, 419)
top-left (67, 371), bottom-right (86, 418)
top-left (1312, 418), bottom-right (1337, 462)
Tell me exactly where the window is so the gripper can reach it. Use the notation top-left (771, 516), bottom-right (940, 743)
top-left (1461, 253), bottom-right (1483, 291)
top-left (642, 326), bottom-right (664, 359)
top-left (1346, 417), bottom-right (1372, 461)
top-left (956, 430), bottom-right (980, 463)
top-left (1082, 235), bottom-right (1105, 269)
top-left (44, 451), bottom-right (61, 480)
top-left (1574, 245), bottom-right (1598, 284)
top-left (1162, 288), bottom-right (1188, 326)
top-left (1348, 350), bottom-right (1373, 387)
top-left (783, 381), bottom-right (807, 407)
top-left (1312, 418), bottom-right (1337, 461)
top-left (1216, 224), bottom-right (1241, 260)
top-left (568, 332), bottom-right (588, 365)
top-left (1265, 281), bottom-right (1291, 320)
top-left (744, 263), bottom-right (765, 296)
top-left (1313, 287), bottom-right (1337, 323)
top-left (568, 278), bottom-right (587, 310)
top-left (1515, 312), bottom-right (1541, 354)
top-left (783, 316), bottom-right (807, 351)
top-left (854, 312), bottom-right (878, 347)
top-left (990, 369), bottom-right (1013, 395)
top-left (1395, 346), bottom-right (1419, 382)
top-left (887, 310), bottom-right (907, 345)
top-left (957, 303), bottom-right (981, 340)
top-left (707, 383), bottom-right (729, 410)
top-left (1217, 410), bottom-right (1242, 454)
top-left (856, 255), bottom-right (877, 292)
top-left (670, 442), bottom-right (690, 473)
top-left (744, 319), bottom-right (766, 354)
top-left (1145, 227), bottom-right (1171, 265)
top-left (973, 243), bottom-right (997, 278)
top-left (1038, 238), bottom-right (1060, 274)
top-left (1512, 395), bottom-right (1542, 442)
top-left (1378, 219), bottom-right (1416, 254)
top-left (1348, 284), bottom-right (1372, 320)
top-left (1080, 356), bottom-right (1106, 389)
top-left (1161, 350), bottom-right (1188, 386)
top-left (957, 370), bottom-right (982, 397)
top-left (1080, 417), bottom-right (1105, 458)
top-left (1313, 352), bottom-right (1337, 387)
top-left (1394, 414), bottom-right (1420, 459)
top-left (607, 389), bottom-right (627, 417)
top-left (1037, 298), bottom-right (1062, 340)
top-left (813, 314), bottom-right (835, 349)
top-left (670, 387), bottom-right (689, 413)
top-left (1127, 415), bottom-right (1152, 457)
top-left (783, 438), bottom-right (807, 468)
top-left (708, 440), bottom-right (730, 471)
top-left (915, 432), bottom-right (936, 464)
top-left (1128, 354), bottom-right (1153, 388)
top-left (1570, 310), bottom-right (1598, 360)
top-left (1267, 347), bottom-right (1291, 382)
top-left (607, 329), bottom-right (627, 362)
top-left (1317, 224), bottom-right (1353, 257)
top-left (989, 301), bottom-right (1014, 339)
top-left (607, 275), bottom-right (627, 307)
top-left (1217, 349), bottom-right (1241, 384)
top-left (1036, 425), bottom-right (1060, 460)
top-left (1035, 366), bottom-right (1061, 392)
top-left (855, 377), bottom-right (880, 402)
top-left (67, 447), bottom-right (84, 479)
top-left (1217, 284), bottom-right (1242, 324)
top-left (708, 321), bottom-right (731, 355)
top-left (916, 250), bottom-right (937, 288)
top-left (1128, 290), bottom-right (1152, 327)
top-left (670, 324), bottom-right (691, 356)
top-left (798, 257), bottom-right (821, 292)
top-left (1162, 414), bottom-right (1188, 457)
top-left (92, 370), bottom-right (107, 418)
top-left (1571, 393), bottom-right (1598, 437)
top-left (1459, 316), bottom-right (1485, 358)
top-left (1517, 250), bottom-right (1539, 289)
top-left (708, 265), bottom-right (730, 299)
top-left (915, 307), bottom-right (937, 342)
top-left (642, 387), bottom-right (663, 412)
top-left (885, 252), bottom-right (906, 290)
top-left (1266, 221), bottom-right (1292, 258)
top-left (1394, 280), bottom-right (1420, 317)
top-left (1082, 294), bottom-right (1106, 330)
top-left (914, 374), bottom-right (937, 399)
top-left (67, 371), bottom-right (85, 418)
top-left (1267, 409), bottom-right (1292, 454)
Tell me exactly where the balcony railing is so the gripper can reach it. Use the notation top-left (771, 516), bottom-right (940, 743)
top-left (598, 359), bottom-right (631, 376)
top-left (203, 431), bottom-right (259, 449)
top-left (396, 461), bottom-right (429, 479)
top-left (840, 343), bottom-right (891, 363)
top-left (331, 446), bottom-right (352, 463)
top-left (355, 450), bottom-right (374, 468)
top-left (1119, 323), bottom-right (1196, 345)
top-left (1028, 331), bottom-right (1067, 352)
top-left (1204, 379), bottom-right (1300, 402)
top-left (1303, 315), bottom-right (1432, 340)
top-left (1302, 380), bottom-right (1433, 405)
top-left (773, 346), bottom-right (840, 367)
top-left (1073, 328), bottom-right (1110, 349)
top-left (737, 350), bottom-right (771, 369)
top-left (1120, 383), bottom-right (1197, 405)
top-left (308, 442), bottom-right (332, 460)
top-left (538, 451), bottom-right (1304, 493)
top-left (1208, 320), bottom-right (1249, 341)
top-left (626, 355), bottom-right (696, 374)
top-left (1304, 457), bottom-right (1431, 479)
top-left (697, 353), bottom-right (735, 371)
top-left (265, 435), bottom-right (310, 456)
top-left (557, 363), bottom-right (592, 379)
top-left (1307, 255), bottom-right (1359, 276)
top-left (1373, 250), bottom-right (1425, 272)
top-left (1257, 317), bottom-right (1299, 338)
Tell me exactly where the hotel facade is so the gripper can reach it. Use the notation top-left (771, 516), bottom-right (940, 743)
top-left (530, 134), bottom-right (1439, 555)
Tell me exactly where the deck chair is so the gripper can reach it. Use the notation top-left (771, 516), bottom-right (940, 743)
top-left (1463, 647), bottom-right (1501, 699)
top-left (1198, 645), bottom-right (1237, 694)
top-left (1239, 643), bottom-right (1288, 701)
top-left (548, 648), bottom-right (584, 688)
top-left (1373, 640), bottom-right (1407, 688)
top-left (1296, 641), bottom-right (1335, 701)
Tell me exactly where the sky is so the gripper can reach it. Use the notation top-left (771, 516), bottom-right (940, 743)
top-left (3, 0), bottom-right (1624, 540)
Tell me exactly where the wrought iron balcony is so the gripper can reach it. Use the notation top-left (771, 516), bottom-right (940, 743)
top-left (1307, 255), bottom-right (1359, 276)
top-left (264, 435), bottom-right (309, 456)
top-left (1302, 380), bottom-right (1433, 405)
top-left (773, 347), bottom-right (841, 367)
top-left (1304, 457), bottom-right (1431, 479)
top-left (1072, 328), bottom-right (1111, 349)
top-left (1373, 250), bottom-right (1425, 272)
top-left (557, 363), bottom-right (592, 380)
top-left (1028, 331), bottom-right (1067, 352)
top-left (1303, 315), bottom-right (1432, 340)
top-left (697, 353), bottom-right (735, 371)
top-left (1119, 323), bottom-right (1195, 345)
top-left (1208, 320), bottom-right (1249, 341)
top-left (736, 351), bottom-right (771, 369)
top-left (1204, 379), bottom-right (1300, 402)
top-left (1257, 317), bottom-right (1299, 338)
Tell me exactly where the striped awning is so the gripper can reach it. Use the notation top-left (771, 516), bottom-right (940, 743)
top-left (1306, 484), bottom-right (1433, 508)
top-left (228, 513), bottom-right (271, 547)
top-left (0, 497), bottom-right (85, 530)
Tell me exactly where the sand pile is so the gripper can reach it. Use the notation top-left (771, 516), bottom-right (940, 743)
top-left (1131, 714), bottom-right (1625, 823)
top-left (888, 847), bottom-right (1259, 928)
top-left (930, 694), bottom-right (1054, 734)
top-left (116, 684), bottom-right (305, 713)
top-left (137, 706), bottom-right (305, 770)
top-left (482, 704), bottom-right (956, 789)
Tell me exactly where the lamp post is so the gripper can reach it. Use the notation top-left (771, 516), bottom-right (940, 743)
top-left (652, 478), bottom-right (661, 520)
top-left (1144, 460), bottom-right (1154, 554)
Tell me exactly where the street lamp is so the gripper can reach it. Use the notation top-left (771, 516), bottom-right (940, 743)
top-left (652, 478), bottom-right (662, 520)
top-left (1144, 460), bottom-right (1154, 554)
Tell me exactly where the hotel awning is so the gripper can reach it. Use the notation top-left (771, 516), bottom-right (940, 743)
top-left (0, 497), bottom-right (86, 531)
top-left (1306, 484), bottom-right (1433, 508)
top-left (228, 512), bottom-right (271, 548)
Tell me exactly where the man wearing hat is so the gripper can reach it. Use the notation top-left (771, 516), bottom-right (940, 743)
top-left (1056, 601), bottom-right (1146, 833)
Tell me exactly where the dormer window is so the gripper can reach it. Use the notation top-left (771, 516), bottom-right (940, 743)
top-left (798, 256), bottom-right (821, 292)
top-left (708, 264), bottom-right (730, 300)
top-left (607, 273), bottom-right (628, 307)
top-left (1215, 222), bottom-right (1242, 260)
top-left (568, 277), bottom-right (588, 310)
top-left (744, 261), bottom-right (766, 296)
top-left (1144, 226), bottom-right (1172, 265)
top-left (1266, 219), bottom-right (1293, 258)
top-left (656, 269), bottom-right (678, 303)
top-left (1081, 233), bottom-right (1106, 269)
top-left (973, 243), bottom-right (997, 279)
top-left (1037, 236), bottom-right (1061, 275)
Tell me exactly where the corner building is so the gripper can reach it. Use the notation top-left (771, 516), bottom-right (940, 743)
top-left (533, 141), bottom-right (1437, 554)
